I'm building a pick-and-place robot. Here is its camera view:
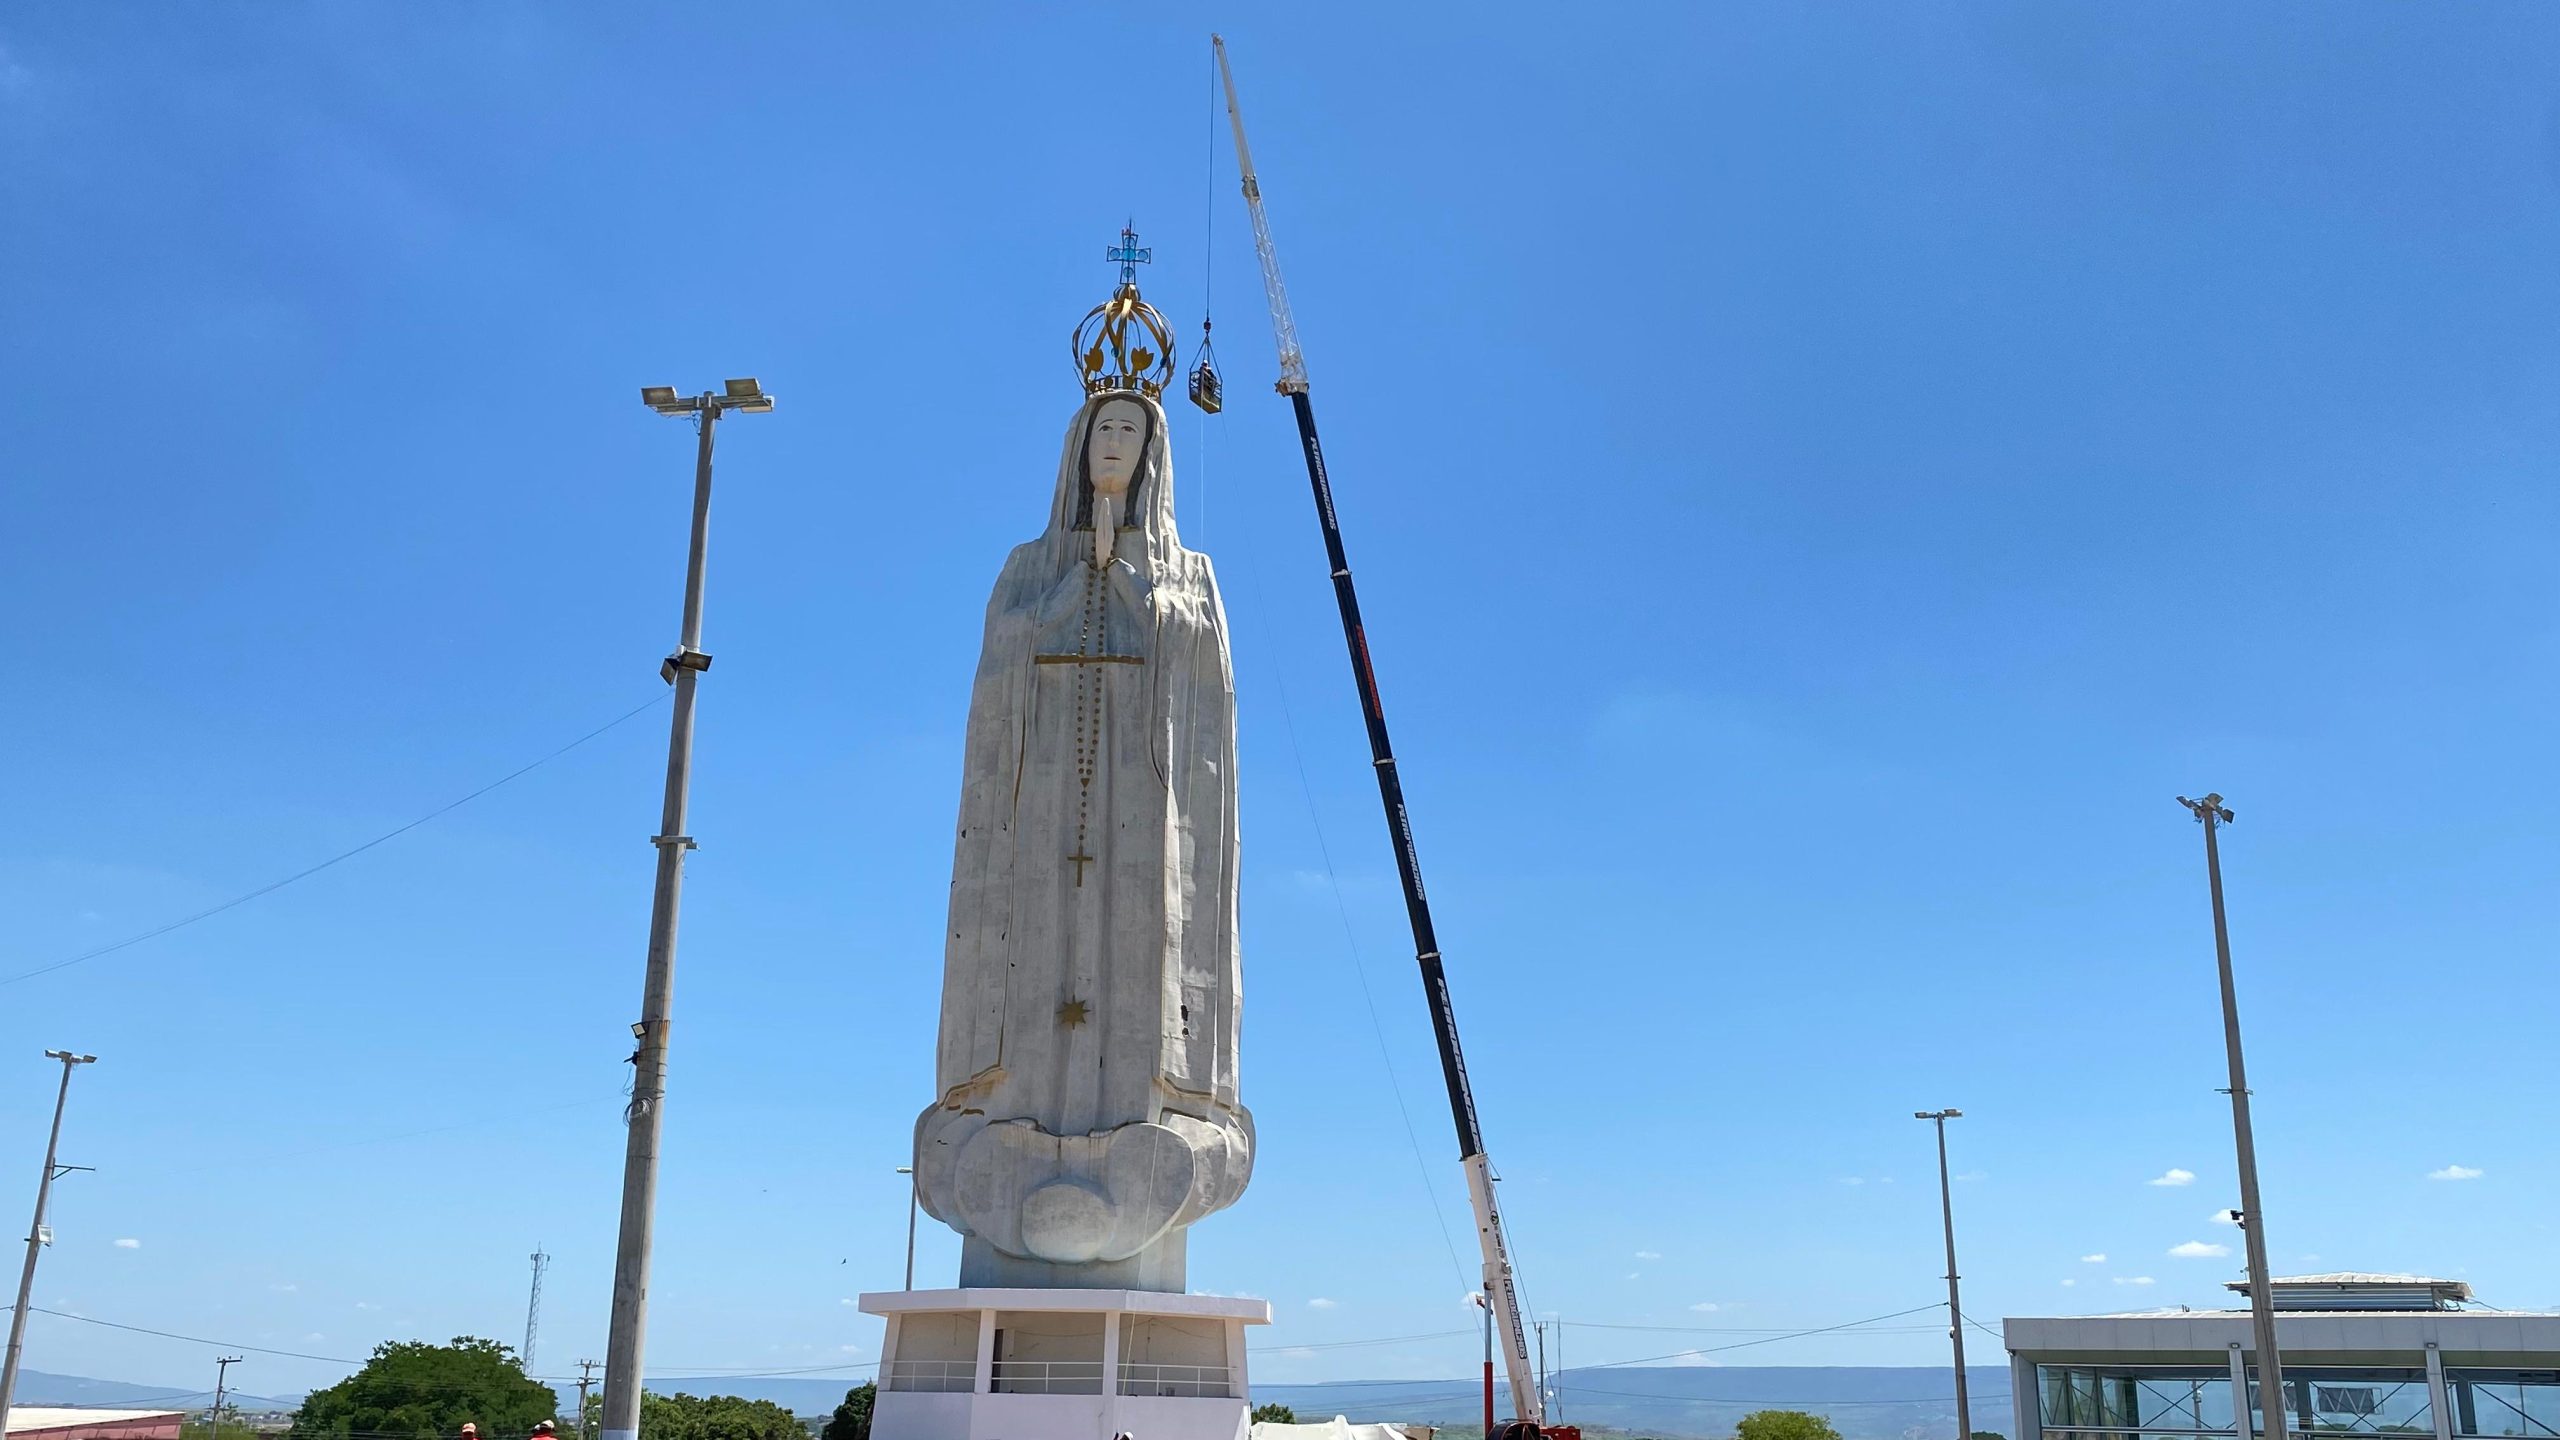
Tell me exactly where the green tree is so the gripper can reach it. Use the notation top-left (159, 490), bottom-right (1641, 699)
top-left (818, 1384), bottom-right (874, 1440)
top-left (1735, 1411), bottom-right (1844, 1440)
top-left (289, 1338), bottom-right (557, 1440)
top-left (182, 1420), bottom-right (260, 1440)
top-left (579, 1392), bottom-right (805, 1440)
top-left (1251, 1403), bottom-right (1299, 1425)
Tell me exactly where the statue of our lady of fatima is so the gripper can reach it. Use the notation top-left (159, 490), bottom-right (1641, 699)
top-left (911, 237), bottom-right (1251, 1291)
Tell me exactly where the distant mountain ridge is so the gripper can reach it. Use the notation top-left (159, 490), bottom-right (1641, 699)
top-left (14, 1362), bottom-right (2010, 1437)
top-left (7, 1368), bottom-right (296, 1412)
top-left (1255, 1364), bottom-right (2013, 1440)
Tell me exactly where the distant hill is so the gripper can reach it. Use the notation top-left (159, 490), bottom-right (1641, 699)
top-left (1253, 1364), bottom-right (2013, 1440)
top-left (7, 1368), bottom-right (295, 1412)
top-left (17, 1362), bottom-right (2009, 1437)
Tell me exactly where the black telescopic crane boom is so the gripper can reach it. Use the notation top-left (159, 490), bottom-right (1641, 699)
top-left (1211, 35), bottom-right (1545, 1432)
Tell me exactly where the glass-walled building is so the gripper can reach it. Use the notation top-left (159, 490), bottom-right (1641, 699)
top-left (2006, 1275), bottom-right (2560, 1440)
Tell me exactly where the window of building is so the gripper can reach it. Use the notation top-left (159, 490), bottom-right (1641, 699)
top-left (2447, 1369), bottom-right (2560, 1439)
top-left (2040, 1365), bottom-right (2238, 1436)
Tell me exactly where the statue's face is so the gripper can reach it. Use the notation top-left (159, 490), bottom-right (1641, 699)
top-left (1086, 400), bottom-right (1145, 500)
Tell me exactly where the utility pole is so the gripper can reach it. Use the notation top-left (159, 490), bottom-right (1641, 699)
top-left (575, 1359), bottom-right (600, 1440)
top-left (209, 1356), bottom-right (242, 1438)
top-left (2178, 794), bottom-right (2289, 1440)
top-left (600, 378), bottom-right (774, 1440)
top-left (525, 1247), bottom-right (549, 1369)
top-left (1915, 1109), bottom-right (1972, 1440)
top-left (894, 1166), bottom-right (918, 1290)
top-left (1536, 1321), bottom-right (1548, 1421)
top-left (0, 1050), bottom-right (98, 1431)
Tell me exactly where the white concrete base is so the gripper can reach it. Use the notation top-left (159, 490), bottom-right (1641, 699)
top-left (860, 1287), bottom-right (1270, 1440)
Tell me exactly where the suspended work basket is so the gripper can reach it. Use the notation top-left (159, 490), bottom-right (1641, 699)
top-left (1187, 326), bottom-right (1224, 415)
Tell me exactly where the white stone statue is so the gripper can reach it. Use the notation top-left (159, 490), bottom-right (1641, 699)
top-left (911, 360), bottom-right (1252, 1290)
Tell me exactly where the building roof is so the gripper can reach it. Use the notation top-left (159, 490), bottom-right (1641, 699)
top-left (5, 1409), bottom-right (185, 1435)
top-left (2222, 1273), bottom-right (2474, 1310)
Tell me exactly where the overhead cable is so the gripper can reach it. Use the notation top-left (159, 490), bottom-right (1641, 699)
top-left (0, 693), bottom-right (667, 988)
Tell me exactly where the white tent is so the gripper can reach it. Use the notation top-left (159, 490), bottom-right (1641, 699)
top-left (1251, 1418), bottom-right (1423, 1440)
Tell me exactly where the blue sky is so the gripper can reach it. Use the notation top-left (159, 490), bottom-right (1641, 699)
top-left (3, 0), bottom-right (2556, 1406)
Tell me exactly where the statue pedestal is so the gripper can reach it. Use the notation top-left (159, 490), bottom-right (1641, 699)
top-left (859, 1287), bottom-right (1270, 1440)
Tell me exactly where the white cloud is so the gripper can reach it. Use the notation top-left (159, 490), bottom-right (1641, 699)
top-left (2061, 1278), bottom-right (2078, 1288)
top-left (2114, 1276), bottom-right (2156, 1287)
top-left (2212, 1210), bottom-right (2240, 1226)
top-left (1663, 1351), bottom-right (1726, 1368)
top-left (2080, 1254), bottom-right (2107, 1264)
top-left (838, 1345), bottom-right (862, 1355)
top-left (112, 1238), bottom-right (140, 1250)
top-left (840, 1298), bottom-right (859, 1307)
top-left (1955, 1170), bottom-right (1987, 1183)
top-left (1839, 1177), bottom-right (1865, 1187)
top-left (1624, 1272), bottom-right (1641, 1280)
top-left (1307, 1298), bottom-right (1338, 1310)
top-left (269, 1282), bottom-right (298, 1293)
top-left (1688, 1302), bottom-right (1721, 1313)
top-left (2170, 1241), bottom-right (2231, 1259)
top-left (355, 1302), bottom-right (380, 1312)
top-left (1634, 1251), bottom-right (1662, 1261)
top-left (2429, 1165), bottom-right (2484, 1182)
top-left (305, 1333), bottom-right (326, 1343)
top-left (2149, 1168), bottom-right (2197, 1188)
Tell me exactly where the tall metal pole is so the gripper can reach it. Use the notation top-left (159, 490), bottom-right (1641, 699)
top-left (1916, 1109), bottom-right (1971, 1440)
top-left (601, 381), bottom-right (769, 1440)
top-left (1481, 1295), bottom-right (1495, 1438)
top-left (2179, 794), bottom-right (2288, 1440)
top-left (1, 1051), bottom-right (96, 1431)
top-left (895, 1166), bottom-right (917, 1290)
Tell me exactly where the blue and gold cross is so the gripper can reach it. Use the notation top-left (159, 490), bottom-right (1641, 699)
top-left (1107, 222), bottom-right (1152, 285)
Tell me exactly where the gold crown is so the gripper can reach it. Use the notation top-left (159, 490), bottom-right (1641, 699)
top-left (1075, 226), bottom-right (1177, 399)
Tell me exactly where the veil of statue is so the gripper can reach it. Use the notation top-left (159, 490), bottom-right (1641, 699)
top-left (910, 248), bottom-right (1251, 1291)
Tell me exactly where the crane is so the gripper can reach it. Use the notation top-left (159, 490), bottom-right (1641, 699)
top-left (1210, 36), bottom-right (1570, 1440)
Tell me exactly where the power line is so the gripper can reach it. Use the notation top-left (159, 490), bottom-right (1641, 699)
top-left (24, 1308), bottom-right (359, 1364)
top-left (1560, 1321), bottom-right (1948, 1335)
top-left (1561, 1384), bottom-right (2016, 1408)
top-left (1575, 1303), bottom-right (1948, 1370)
top-left (10, 1303), bottom-right (1951, 1390)
top-left (1250, 1329), bottom-right (1475, 1353)
top-left (0, 694), bottom-right (667, 989)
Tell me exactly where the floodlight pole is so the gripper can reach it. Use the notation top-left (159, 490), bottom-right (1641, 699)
top-left (1916, 1109), bottom-right (1971, 1440)
top-left (896, 1166), bottom-right (918, 1290)
top-left (1, 1050), bottom-right (97, 1431)
top-left (600, 383), bottom-right (770, 1440)
top-left (2179, 794), bottom-right (2289, 1440)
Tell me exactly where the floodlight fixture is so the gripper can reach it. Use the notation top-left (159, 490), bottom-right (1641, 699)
top-left (721, 377), bottom-right (775, 414)
top-left (2177, 794), bottom-right (2235, 824)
